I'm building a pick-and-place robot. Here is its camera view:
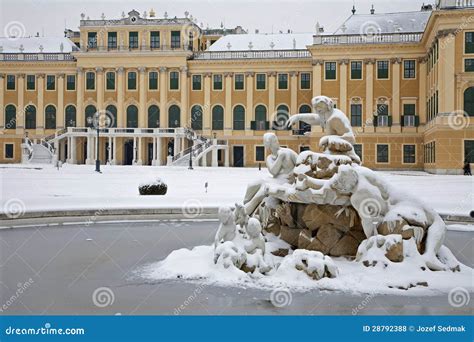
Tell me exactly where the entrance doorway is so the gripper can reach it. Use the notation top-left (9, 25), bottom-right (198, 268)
top-left (124, 140), bottom-right (134, 165)
top-left (233, 146), bottom-right (244, 167)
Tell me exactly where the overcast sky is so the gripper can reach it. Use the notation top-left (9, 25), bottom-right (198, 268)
top-left (1, 0), bottom-right (431, 38)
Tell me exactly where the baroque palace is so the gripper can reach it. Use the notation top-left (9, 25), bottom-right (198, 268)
top-left (0, 0), bottom-right (473, 173)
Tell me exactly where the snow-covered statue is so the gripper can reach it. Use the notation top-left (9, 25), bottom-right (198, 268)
top-left (245, 218), bottom-right (266, 254)
top-left (243, 132), bottom-right (297, 215)
top-left (214, 206), bottom-right (237, 247)
top-left (286, 95), bottom-right (361, 164)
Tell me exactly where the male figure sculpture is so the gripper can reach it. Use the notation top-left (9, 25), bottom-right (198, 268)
top-left (286, 96), bottom-right (361, 164)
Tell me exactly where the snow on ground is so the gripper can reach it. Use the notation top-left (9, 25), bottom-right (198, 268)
top-left (0, 164), bottom-right (472, 217)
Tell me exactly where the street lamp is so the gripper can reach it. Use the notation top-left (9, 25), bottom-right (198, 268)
top-left (188, 127), bottom-right (193, 170)
top-left (87, 112), bottom-right (111, 173)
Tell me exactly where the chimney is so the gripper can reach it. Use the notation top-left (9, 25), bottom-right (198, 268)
top-left (370, 4), bottom-right (375, 14)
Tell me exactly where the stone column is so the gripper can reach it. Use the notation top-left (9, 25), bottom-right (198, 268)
top-left (96, 67), bottom-right (104, 112)
top-left (224, 147), bottom-right (229, 167)
top-left (137, 137), bottom-right (142, 165)
top-left (174, 136), bottom-right (181, 156)
top-left (364, 59), bottom-right (375, 127)
top-left (152, 137), bottom-right (157, 165)
top-left (159, 67), bottom-right (168, 127)
top-left (0, 74), bottom-right (4, 128)
top-left (339, 60), bottom-right (348, 114)
top-left (180, 66), bottom-right (189, 126)
top-left (203, 72), bottom-right (211, 134)
top-left (245, 72), bottom-right (254, 135)
top-left (312, 60), bottom-right (323, 97)
top-left (108, 136), bottom-right (112, 163)
top-left (71, 136), bottom-right (77, 164)
top-left (418, 57), bottom-right (427, 124)
top-left (138, 67), bottom-right (147, 128)
top-left (116, 67), bottom-right (125, 127)
top-left (76, 68), bottom-right (84, 127)
top-left (391, 58), bottom-right (401, 130)
top-left (224, 72), bottom-right (233, 134)
top-left (36, 74), bottom-right (44, 133)
top-left (268, 72), bottom-right (276, 121)
top-left (290, 71), bottom-right (298, 115)
top-left (112, 136), bottom-right (117, 165)
top-left (156, 137), bottom-right (162, 166)
top-left (438, 30), bottom-right (456, 114)
top-left (57, 74), bottom-right (65, 128)
top-left (17, 74), bottom-right (25, 133)
top-left (133, 136), bottom-right (137, 163)
top-left (211, 140), bottom-right (218, 167)
top-left (86, 134), bottom-right (92, 164)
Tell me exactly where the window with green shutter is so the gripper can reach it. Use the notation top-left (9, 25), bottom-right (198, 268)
top-left (213, 74), bottom-right (223, 90)
top-left (377, 61), bottom-right (389, 79)
top-left (300, 73), bottom-right (310, 89)
top-left (6, 75), bottom-right (15, 90)
top-left (128, 72), bottom-right (137, 90)
top-left (465, 59), bottom-right (474, 72)
top-left (106, 72), bottom-right (115, 90)
top-left (278, 73), bottom-right (288, 89)
top-left (350, 61), bottom-right (362, 79)
top-left (26, 75), bottom-right (35, 90)
top-left (192, 75), bottom-right (202, 90)
top-left (234, 74), bottom-right (244, 90)
top-left (325, 62), bottom-right (336, 80)
top-left (255, 146), bottom-right (265, 162)
top-left (86, 72), bottom-right (95, 90)
top-left (129, 32), bottom-right (138, 48)
top-left (256, 74), bottom-right (266, 89)
top-left (66, 75), bottom-right (76, 90)
top-left (149, 72), bottom-right (158, 90)
top-left (377, 144), bottom-right (389, 163)
top-left (403, 145), bottom-right (416, 164)
top-left (465, 32), bottom-right (474, 53)
top-left (169, 72), bottom-right (179, 90)
top-left (46, 75), bottom-right (55, 90)
top-left (150, 31), bottom-right (160, 49)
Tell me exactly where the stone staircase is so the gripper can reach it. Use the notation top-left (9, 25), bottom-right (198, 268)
top-left (21, 137), bottom-right (55, 164)
top-left (171, 132), bottom-right (214, 166)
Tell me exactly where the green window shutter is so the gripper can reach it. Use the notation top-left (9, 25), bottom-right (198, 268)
top-left (388, 116), bottom-right (392, 126)
top-left (415, 115), bottom-right (420, 127)
top-left (373, 116), bottom-right (378, 127)
top-left (265, 121), bottom-right (270, 130)
top-left (250, 121), bottom-right (256, 130)
top-left (400, 115), bottom-right (404, 127)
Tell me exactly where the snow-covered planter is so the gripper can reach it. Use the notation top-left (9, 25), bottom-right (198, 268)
top-left (138, 178), bottom-right (167, 195)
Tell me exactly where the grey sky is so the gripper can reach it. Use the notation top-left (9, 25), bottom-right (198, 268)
top-left (0, 0), bottom-right (431, 38)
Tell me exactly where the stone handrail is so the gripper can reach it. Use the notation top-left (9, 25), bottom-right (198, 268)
top-left (0, 53), bottom-right (75, 61)
top-left (192, 49), bottom-right (311, 60)
top-left (313, 32), bottom-right (423, 45)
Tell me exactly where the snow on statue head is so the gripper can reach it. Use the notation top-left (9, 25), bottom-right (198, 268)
top-left (263, 132), bottom-right (279, 150)
top-left (311, 95), bottom-right (334, 118)
top-left (214, 206), bottom-right (237, 247)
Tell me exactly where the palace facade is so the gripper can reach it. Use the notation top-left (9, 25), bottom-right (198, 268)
top-left (0, 0), bottom-right (473, 173)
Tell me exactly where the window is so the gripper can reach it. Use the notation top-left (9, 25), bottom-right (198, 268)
top-left (126, 105), bottom-right (138, 128)
top-left (108, 32), bottom-right (117, 49)
top-left (278, 74), bottom-right (288, 90)
top-left (26, 75), bottom-right (35, 90)
top-left (86, 72), bottom-right (95, 90)
top-left (85, 105), bottom-right (96, 127)
top-left (4, 144), bottom-right (14, 159)
top-left (6, 75), bottom-right (15, 90)
top-left (65, 105), bottom-right (76, 127)
top-left (403, 145), bottom-right (416, 164)
top-left (212, 106), bottom-right (224, 130)
top-left (256, 74), bottom-right (266, 89)
top-left (66, 75), bottom-right (76, 90)
top-left (168, 105), bottom-right (180, 127)
top-left (213, 74), bottom-right (223, 90)
top-left (300, 73), bottom-right (310, 89)
top-left (148, 105), bottom-right (160, 128)
top-left (87, 32), bottom-right (97, 49)
top-left (171, 31), bottom-right (181, 48)
top-left (106, 72), bottom-right (115, 90)
top-left (4, 105), bottom-right (16, 129)
top-left (464, 140), bottom-right (474, 163)
top-left (353, 144), bottom-right (362, 161)
top-left (325, 62), bottom-right (336, 80)
top-left (350, 61), bottom-right (362, 79)
top-left (465, 87), bottom-right (474, 116)
top-left (465, 59), bottom-right (474, 72)
top-left (150, 31), bottom-right (160, 49)
top-left (149, 71), bottom-right (158, 90)
top-left (274, 105), bottom-right (289, 130)
top-left (377, 144), bottom-right (389, 163)
top-left (192, 75), bottom-right (202, 90)
top-left (298, 104), bottom-right (312, 134)
top-left (191, 105), bottom-right (203, 130)
top-left (234, 74), bottom-right (244, 90)
top-left (402, 104), bottom-right (417, 127)
top-left (403, 60), bottom-right (416, 79)
top-left (233, 105), bottom-right (245, 130)
top-left (25, 105), bottom-right (36, 129)
top-left (253, 105), bottom-right (267, 130)
top-left (376, 104), bottom-right (390, 126)
top-left (465, 32), bottom-right (474, 53)
top-left (169, 71), bottom-right (179, 90)
top-left (128, 72), bottom-right (137, 90)
top-left (129, 32), bottom-right (138, 49)
top-left (46, 75), bottom-right (56, 90)
top-left (350, 104), bottom-right (362, 127)
top-left (255, 146), bottom-right (265, 162)
top-left (45, 105), bottom-right (56, 129)
top-left (377, 61), bottom-right (389, 79)
top-left (105, 105), bottom-right (117, 128)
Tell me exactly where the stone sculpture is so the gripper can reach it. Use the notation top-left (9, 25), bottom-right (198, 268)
top-left (214, 206), bottom-right (237, 247)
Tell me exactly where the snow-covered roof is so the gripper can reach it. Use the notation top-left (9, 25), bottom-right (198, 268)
top-left (208, 33), bottom-right (313, 51)
top-left (0, 37), bottom-right (78, 53)
top-left (333, 11), bottom-right (431, 35)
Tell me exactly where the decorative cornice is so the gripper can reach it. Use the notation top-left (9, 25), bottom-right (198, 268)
top-left (138, 66), bottom-right (146, 73)
top-left (390, 57), bottom-right (402, 64)
top-left (159, 67), bottom-right (167, 72)
top-left (417, 56), bottom-right (428, 64)
top-left (204, 72), bottom-right (212, 77)
top-left (179, 66), bottom-right (188, 72)
top-left (18, 73), bottom-right (25, 79)
top-left (76, 67), bottom-right (83, 73)
top-left (58, 73), bottom-right (66, 78)
top-left (224, 72), bottom-right (234, 77)
top-left (95, 67), bottom-right (104, 73)
top-left (37, 73), bottom-right (45, 79)
top-left (116, 67), bottom-right (124, 73)
top-left (436, 29), bottom-right (458, 39)
top-left (363, 58), bottom-right (375, 65)
top-left (338, 59), bottom-right (349, 65)
top-left (312, 59), bottom-right (323, 66)
top-left (289, 71), bottom-right (298, 77)
top-left (267, 71), bottom-right (277, 77)
top-left (0, 73), bottom-right (5, 79)
top-left (245, 71), bottom-right (255, 77)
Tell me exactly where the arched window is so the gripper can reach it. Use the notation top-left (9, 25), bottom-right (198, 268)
top-left (4, 105), bottom-right (16, 129)
top-left (233, 105), bottom-right (245, 130)
top-left (212, 105), bottom-right (224, 130)
top-left (148, 105), bottom-right (160, 128)
top-left (25, 105), bottom-right (36, 129)
top-left (273, 104), bottom-right (289, 130)
top-left (126, 105), bottom-right (138, 128)
top-left (106, 105), bottom-right (117, 128)
top-left (299, 104), bottom-right (312, 133)
top-left (168, 105), bottom-right (180, 128)
top-left (464, 87), bottom-right (474, 116)
top-left (85, 105), bottom-right (96, 127)
top-left (254, 105), bottom-right (267, 130)
top-left (191, 105), bottom-right (203, 130)
top-left (65, 105), bottom-right (76, 127)
top-left (45, 105), bottom-right (56, 129)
